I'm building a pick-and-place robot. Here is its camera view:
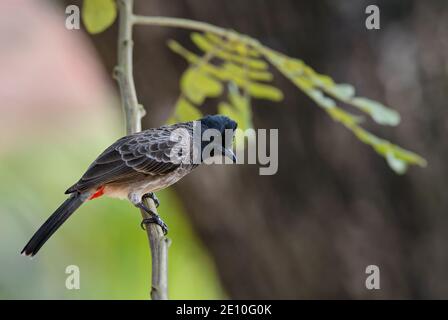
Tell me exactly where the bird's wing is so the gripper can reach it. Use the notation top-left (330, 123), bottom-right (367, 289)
top-left (66, 125), bottom-right (193, 194)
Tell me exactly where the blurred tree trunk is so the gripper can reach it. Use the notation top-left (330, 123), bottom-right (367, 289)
top-left (69, 0), bottom-right (448, 298)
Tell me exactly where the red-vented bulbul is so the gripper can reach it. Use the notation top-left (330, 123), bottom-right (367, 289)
top-left (21, 115), bottom-right (237, 257)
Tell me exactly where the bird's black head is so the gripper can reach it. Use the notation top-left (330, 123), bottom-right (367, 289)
top-left (199, 114), bottom-right (238, 163)
top-left (200, 114), bottom-right (238, 132)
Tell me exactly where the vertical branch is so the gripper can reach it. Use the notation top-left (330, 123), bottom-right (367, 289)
top-left (114, 0), bottom-right (169, 300)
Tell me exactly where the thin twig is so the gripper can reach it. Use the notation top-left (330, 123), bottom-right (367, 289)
top-left (133, 15), bottom-right (229, 37)
top-left (133, 15), bottom-right (261, 48)
top-left (115, 0), bottom-right (169, 300)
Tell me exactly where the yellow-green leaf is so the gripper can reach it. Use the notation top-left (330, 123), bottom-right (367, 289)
top-left (222, 63), bottom-right (273, 82)
top-left (326, 106), bottom-right (364, 125)
top-left (350, 97), bottom-right (400, 126)
top-left (191, 33), bottom-right (268, 70)
top-left (181, 68), bottom-right (223, 105)
top-left (351, 126), bottom-right (427, 173)
top-left (248, 83), bottom-right (283, 101)
top-left (82, 0), bottom-right (117, 34)
top-left (386, 152), bottom-right (407, 174)
top-left (308, 89), bottom-right (336, 109)
top-left (327, 84), bottom-right (356, 100)
top-left (204, 33), bottom-right (261, 57)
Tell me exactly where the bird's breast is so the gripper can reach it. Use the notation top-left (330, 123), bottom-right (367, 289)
top-left (102, 166), bottom-right (194, 200)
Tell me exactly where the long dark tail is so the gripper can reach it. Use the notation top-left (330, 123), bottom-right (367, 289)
top-left (21, 193), bottom-right (86, 257)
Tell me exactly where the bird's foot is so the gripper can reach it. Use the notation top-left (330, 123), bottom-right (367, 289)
top-left (135, 201), bottom-right (168, 235)
top-left (142, 192), bottom-right (160, 208)
top-left (140, 216), bottom-right (168, 235)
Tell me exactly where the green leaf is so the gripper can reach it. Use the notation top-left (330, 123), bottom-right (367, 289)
top-left (350, 98), bottom-right (400, 126)
top-left (291, 79), bottom-right (364, 125)
top-left (191, 33), bottom-right (268, 70)
top-left (181, 68), bottom-right (223, 105)
top-left (327, 84), bottom-right (356, 100)
top-left (222, 63), bottom-right (273, 82)
top-left (82, 0), bottom-right (117, 34)
top-left (308, 89), bottom-right (336, 109)
top-left (204, 33), bottom-right (261, 57)
top-left (386, 152), bottom-right (407, 174)
top-left (351, 126), bottom-right (427, 173)
top-left (310, 73), bottom-right (400, 126)
top-left (326, 105), bottom-right (364, 125)
top-left (247, 83), bottom-right (283, 101)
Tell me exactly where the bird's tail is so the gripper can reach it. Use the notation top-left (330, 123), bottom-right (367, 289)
top-left (21, 192), bottom-right (86, 257)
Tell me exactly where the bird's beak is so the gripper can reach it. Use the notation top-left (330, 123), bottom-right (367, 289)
top-left (217, 145), bottom-right (237, 163)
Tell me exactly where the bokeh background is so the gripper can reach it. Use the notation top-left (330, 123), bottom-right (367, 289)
top-left (1, 0), bottom-right (447, 299)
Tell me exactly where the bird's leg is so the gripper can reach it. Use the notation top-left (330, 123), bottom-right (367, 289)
top-left (142, 192), bottom-right (160, 208)
top-left (136, 202), bottom-right (168, 235)
top-left (129, 193), bottom-right (168, 235)
top-left (140, 215), bottom-right (168, 235)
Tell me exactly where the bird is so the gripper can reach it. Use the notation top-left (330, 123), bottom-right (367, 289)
top-left (21, 114), bottom-right (237, 257)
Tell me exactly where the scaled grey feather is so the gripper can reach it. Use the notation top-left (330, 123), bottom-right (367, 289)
top-left (65, 123), bottom-right (195, 194)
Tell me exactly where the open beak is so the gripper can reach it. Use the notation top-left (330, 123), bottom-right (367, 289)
top-left (217, 145), bottom-right (237, 163)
